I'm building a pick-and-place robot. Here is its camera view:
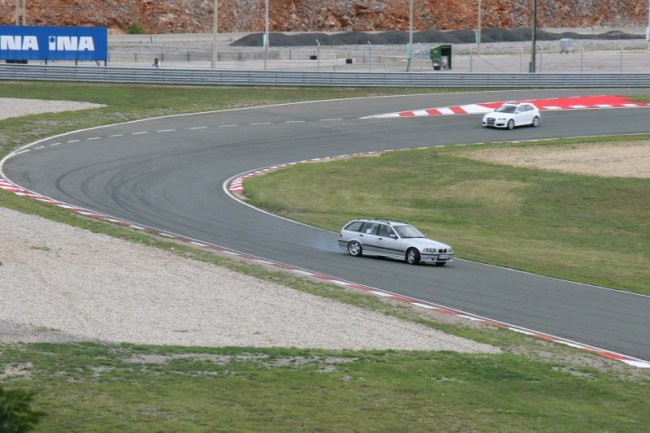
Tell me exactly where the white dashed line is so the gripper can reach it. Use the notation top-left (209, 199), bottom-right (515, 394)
top-left (50, 142), bottom-right (61, 146)
top-left (320, 118), bottom-right (342, 121)
top-left (285, 120), bottom-right (305, 124)
top-left (87, 137), bottom-right (101, 140)
top-left (132, 131), bottom-right (148, 135)
top-left (218, 124), bottom-right (238, 128)
top-left (189, 126), bottom-right (208, 130)
top-left (250, 122), bottom-right (271, 126)
top-left (156, 129), bottom-right (175, 133)
top-left (35, 146), bottom-right (45, 150)
top-left (66, 139), bottom-right (80, 143)
top-left (109, 134), bottom-right (123, 138)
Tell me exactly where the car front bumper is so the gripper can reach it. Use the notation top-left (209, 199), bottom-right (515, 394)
top-left (420, 253), bottom-right (454, 263)
top-left (482, 118), bottom-right (507, 128)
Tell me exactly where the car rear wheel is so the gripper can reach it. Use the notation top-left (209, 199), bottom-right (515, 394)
top-left (507, 119), bottom-right (515, 130)
top-left (406, 248), bottom-right (420, 265)
top-left (532, 116), bottom-right (540, 127)
top-left (347, 241), bottom-right (362, 257)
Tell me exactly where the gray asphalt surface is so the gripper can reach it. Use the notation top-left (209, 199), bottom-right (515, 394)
top-left (4, 89), bottom-right (650, 361)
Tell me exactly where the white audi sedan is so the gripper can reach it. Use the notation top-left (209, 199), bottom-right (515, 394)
top-left (482, 102), bottom-right (541, 129)
top-left (338, 218), bottom-right (453, 266)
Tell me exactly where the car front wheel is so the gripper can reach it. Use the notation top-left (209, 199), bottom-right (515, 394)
top-left (348, 241), bottom-right (362, 257)
top-left (532, 116), bottom-right (540, 127)
top-left (507, 119), bottom-right (515, 130)
top-left (406, 248), bottom-right (420, 265)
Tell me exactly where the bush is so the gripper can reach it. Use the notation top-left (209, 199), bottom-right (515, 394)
top-left (0, 386), bottom-right (45, 433)
top-left (127, 23), bottom-right (146, 35)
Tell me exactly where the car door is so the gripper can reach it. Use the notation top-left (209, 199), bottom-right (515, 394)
top-left (360, 222), bottom-right (381, 255)
top-left (377, 224), bottom-right (404, 259)
top-left (521, 104), bottom-right (534, 125)
top-left (514, 105), bottom-right (526, 126)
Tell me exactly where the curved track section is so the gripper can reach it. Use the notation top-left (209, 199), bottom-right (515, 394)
top-left (3, 89), bottom-right (650, 363)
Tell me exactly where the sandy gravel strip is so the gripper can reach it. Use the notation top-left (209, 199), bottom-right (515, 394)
top-left (0, 98), bottom-right (104, 121)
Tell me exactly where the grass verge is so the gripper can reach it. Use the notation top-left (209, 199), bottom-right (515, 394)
top-left (245, 135), bottom-right (650, 295)
top-left (2, 342), bottom-right (649, 433)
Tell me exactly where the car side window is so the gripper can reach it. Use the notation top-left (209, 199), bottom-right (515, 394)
top-left (378, 224), bottom-right (394, 237)
top-left (345, 221), bottom-right (363, 232)
top-left (364, 223), bottom-right (380, 235)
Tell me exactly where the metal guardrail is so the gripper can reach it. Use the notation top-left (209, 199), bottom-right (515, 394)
top-left (2, 64), bottom-right (650, 87)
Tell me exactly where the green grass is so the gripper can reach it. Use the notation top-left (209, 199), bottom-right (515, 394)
top-left (1, 83), bottom-right (649, 431)
top-left (245, 136), bottom-right (650, 295)
top-left (1, 343), bottom-right (648, 433)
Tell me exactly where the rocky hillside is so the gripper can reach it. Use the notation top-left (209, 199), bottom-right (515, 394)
top-left (0, 0), bottom-right (646, 34)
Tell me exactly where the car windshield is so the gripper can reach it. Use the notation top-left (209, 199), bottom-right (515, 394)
top-left (495, 105), bottom-right (517, 113)
top-left (394, 225), bottom-right (425, 239)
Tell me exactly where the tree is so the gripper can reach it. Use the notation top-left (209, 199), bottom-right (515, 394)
top-left (0, 386), bottom-right (45, 433)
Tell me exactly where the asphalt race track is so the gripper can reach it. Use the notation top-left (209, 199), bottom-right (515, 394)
top-left (4, 89), bottom-right (650, 362)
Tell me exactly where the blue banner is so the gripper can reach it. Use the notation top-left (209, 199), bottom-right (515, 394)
top-left (0, 26), bottom-right (107, 61)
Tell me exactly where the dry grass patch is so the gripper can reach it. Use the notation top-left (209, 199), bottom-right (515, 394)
top-left (459, 141), bottom-right (650, 178)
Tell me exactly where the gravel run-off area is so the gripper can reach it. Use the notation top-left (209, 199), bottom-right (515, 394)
top-left (0, 98), bottom-right (104, 121)
top-left (0, 207), bottom-right (497, 353)
top-left (0, 98), bottom-right (497, 353)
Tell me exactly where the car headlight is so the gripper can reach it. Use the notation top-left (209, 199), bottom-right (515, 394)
top-left (422, 248), bottom-right (437, 253)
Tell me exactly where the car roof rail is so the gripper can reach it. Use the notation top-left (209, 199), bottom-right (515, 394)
top-left (366, 217), bottom-right (408, 225)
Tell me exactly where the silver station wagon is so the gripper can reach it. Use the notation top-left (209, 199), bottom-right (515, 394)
top-left (338, 218), bottom-right (453, 266)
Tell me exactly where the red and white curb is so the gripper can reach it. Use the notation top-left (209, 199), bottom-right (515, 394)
top-left (226, 151), bottom-right (650, 369)
top-left (363, 95), bottom-right (650, 119)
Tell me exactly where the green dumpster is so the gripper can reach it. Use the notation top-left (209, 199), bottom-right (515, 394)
top-left (429, 44), bottom-right (452, 71)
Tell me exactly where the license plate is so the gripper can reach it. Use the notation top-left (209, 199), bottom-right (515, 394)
top-left (438, 254), bottom-right (449, 260)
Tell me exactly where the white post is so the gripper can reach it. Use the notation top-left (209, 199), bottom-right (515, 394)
top-left (619, 45), bottom-right (623, 73)
top-left (406, 0), bottom-right (413, 72)
top-left (477, 0), bottom-right (482, 54)
top-left (264, 0), bottom-right (269, 70)
top-left (211, 0), bottom-right (218, 69)
top-left (469, 48), bottom-right (473, 72)
top-left (579, 45), bottom-right (584, 73)
top-left (645, 0), bottom-right (650, 49)
top-left (315, 39), bottom-right (320, 71)
top-left (531, 0), bottom-right (537, 72)
top-left (21, 0), bottom-right (26, 24)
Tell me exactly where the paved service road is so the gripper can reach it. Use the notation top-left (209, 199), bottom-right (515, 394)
top-left (4, 89), bottom-right (650, 361)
